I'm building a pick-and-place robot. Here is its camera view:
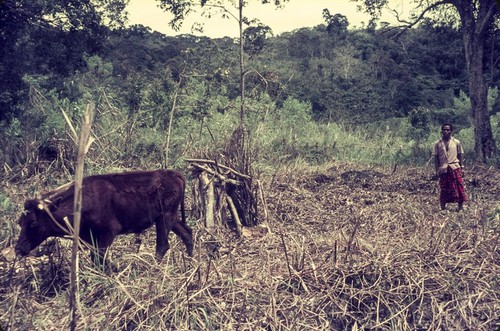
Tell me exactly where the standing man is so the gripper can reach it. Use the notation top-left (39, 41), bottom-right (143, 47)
top-left (433, 124), bottom-right (467, 211)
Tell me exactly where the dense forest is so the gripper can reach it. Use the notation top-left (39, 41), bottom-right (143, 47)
top-left (0, 0), bottom-right (499, 175)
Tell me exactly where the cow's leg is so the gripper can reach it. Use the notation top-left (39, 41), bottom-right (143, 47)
top-left (172, 221), bottom-right (194, 257)
top-left (134, 233), bottom-right (142, 253)
top-left (154, 215), bottom-right (171, 262)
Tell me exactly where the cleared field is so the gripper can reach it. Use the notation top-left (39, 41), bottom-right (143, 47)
top-left (1, 163), bottom-right (498, 330)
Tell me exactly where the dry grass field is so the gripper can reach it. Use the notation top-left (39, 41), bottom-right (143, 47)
top-left (0, 162), bottom-right (498, 330)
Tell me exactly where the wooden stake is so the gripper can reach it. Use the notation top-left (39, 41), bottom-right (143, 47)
top-left (200, 172), bottom-right (215, 227)
top-left (226, 195), bottom-right (242, 236)
top-left (70, 103), bottom-right (94, 331)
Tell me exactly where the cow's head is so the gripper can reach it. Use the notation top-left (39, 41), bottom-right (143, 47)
top-left (15, 199), bottom-right (59, 257)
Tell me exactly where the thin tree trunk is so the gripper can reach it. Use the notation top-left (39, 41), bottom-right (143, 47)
top-left (467, 50), bottom-right (496, 162)
top-left (239, 0), bottom-right (245, 128)
top-left (163, 90), bottom-right (178, 168)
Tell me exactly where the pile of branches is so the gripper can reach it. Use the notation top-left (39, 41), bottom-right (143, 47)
top-left (187, 158), bottom-right (262, 234)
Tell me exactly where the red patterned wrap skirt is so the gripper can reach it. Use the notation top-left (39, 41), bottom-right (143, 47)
top-left (439, 167), bottom-right (467, 204)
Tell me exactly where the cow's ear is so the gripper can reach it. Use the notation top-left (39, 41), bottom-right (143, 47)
top-left (24, 199), bottom-right (39, 211)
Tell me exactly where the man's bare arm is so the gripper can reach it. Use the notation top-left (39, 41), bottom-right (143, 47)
top-left (457, 153), bottom-right (463, 168)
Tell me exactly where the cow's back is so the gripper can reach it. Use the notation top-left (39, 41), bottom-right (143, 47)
top-left (79, 170), bottom-right (185, 235)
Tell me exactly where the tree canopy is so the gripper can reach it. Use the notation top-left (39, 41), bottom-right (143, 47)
top-left (353, 0), bottom-right (499, 161)
top-left (0, 0), bottom-right (128, 121)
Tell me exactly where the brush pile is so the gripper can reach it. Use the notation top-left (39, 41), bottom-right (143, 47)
top-left (187, 158), bottom-right (260, 234)
top-left (0, 163), bottom-right (498, 330)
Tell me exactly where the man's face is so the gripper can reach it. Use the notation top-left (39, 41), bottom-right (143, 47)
top-left (441, 125), bottom-right (452, 139)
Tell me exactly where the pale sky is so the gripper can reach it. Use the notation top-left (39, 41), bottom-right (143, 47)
top-left (126, 0), bottom-right (409, 38)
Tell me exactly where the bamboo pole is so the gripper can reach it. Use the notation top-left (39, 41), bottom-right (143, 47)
top-left (70, 103), bottom-right (94, 331)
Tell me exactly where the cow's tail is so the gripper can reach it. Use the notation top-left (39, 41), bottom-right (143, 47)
top-left (181, 175), bottom-right (186, 225)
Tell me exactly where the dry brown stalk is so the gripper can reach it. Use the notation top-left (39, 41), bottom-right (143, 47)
top-left (70, 103), bottom-right (94, 331)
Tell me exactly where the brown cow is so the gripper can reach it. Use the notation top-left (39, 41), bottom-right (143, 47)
top-left (15, 170), bottom-right (193, 266)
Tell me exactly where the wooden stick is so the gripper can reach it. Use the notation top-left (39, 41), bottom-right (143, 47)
top-left (186, 158), bottom-right (251, 179)
top-left (226, 195), bottom-right (242, 237)
top-left (41, 181), bottom-right (74, 199)
top-left (190, 163), bottom-right (243, 186)
top-left (257, 179), bottom-right (270, 232)
top-left (70, 103), bottom-right (93, 331)
top-left (7, 285), bottom-right (20, 331)
top-left (200, 172), bottom-right (215, 227)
